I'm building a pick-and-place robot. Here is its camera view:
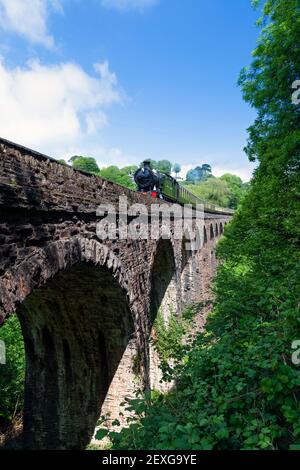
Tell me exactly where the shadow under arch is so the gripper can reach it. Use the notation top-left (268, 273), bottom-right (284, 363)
top-left (181, 235), bottom-right (193, 270)
top-left (12, 240), bottom-right (134, 450)
top-left (149, 238), bottom-right (177, 325)
top-left (203, 226), bottom-right (208, 245)
top-left (180, 236), bottom-right (195, 306)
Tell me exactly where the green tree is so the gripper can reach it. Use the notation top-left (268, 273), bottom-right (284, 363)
top-left (201, 164), bottom-right (212, 179)
top-left (186, 166), bottom-right (203, 183)
top-left (70, 156), bottom-right (100, 174)
top-left (220, 173), bottom-right (249, 208)
top-left (220, 173), bottom-right (243, 188)
top-left (156, 160), bottom-right (172, 175)
top-left (99, 166), bottom-right (135, 189)
top-left (122, 165), bottom-right (138, 176)
top-left (186, 164), bottom-right (212, 184)
top-left (172, 163), bottom-right (181, 178)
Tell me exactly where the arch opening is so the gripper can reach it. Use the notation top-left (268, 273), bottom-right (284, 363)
top-left (203, 226), bottom-right (208, 245)
top-left (17, 262), bottom-right (134, 450)
top-left (148, 239), bottom-right (178, 392)
top-left (181, 238), bottom-right (195, 305)
top-left (150, 239), bottom-right (177, 325)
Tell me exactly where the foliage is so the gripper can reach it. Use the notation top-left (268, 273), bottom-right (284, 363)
top-left (172, 163), bottom-right (181, 177)
top-left (122, 165), bottom-right (138, 176)
top-left (184, 174), bottom-right (249, 209)
top-left (202, 164), bottom-right (212, 178)
top-left (99, 166), bottom-right (135, 189)
top-left (153, 310), bottom-right (187, 364)
top-left (220, 173), bottom-right (249, 208)
top-left (184, 177), bottom-right (231, 207)
top-left (186, 164), bottom-right (212, 184)
top-left (0, 315), bottom-right (25, 424)
top-left (97, 0), bottom-right (300, 450)
top-left (69, 156), bottom-right (136, 189)
top-left (156, 160), bottom-right (172, 175)
top-left (103, 304), bottom-right (300, 450)
top-left (86, 443), bottom-right (106, 450)
top-left (151, 304), bottom-right (199, 381)
top-left (140, 160), bottom-right (173, 175)
top-left (70, 156), bottom-right (100, 174)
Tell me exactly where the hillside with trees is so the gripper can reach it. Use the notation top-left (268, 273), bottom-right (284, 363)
top-left (183, 172), bottom-right (249, 208)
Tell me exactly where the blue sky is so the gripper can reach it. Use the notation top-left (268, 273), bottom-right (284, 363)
top-left (0, 0), bottom-right (260, 181)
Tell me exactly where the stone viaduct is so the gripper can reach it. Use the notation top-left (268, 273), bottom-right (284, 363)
top-left (0, 137), bottom-right (232, 449)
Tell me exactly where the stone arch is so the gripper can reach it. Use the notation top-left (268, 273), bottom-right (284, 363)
top-left (215, 223), bottom-right (219, 237)
top-left (0, 238), bottom-right (130, 321)
top-left (149, 238), bottom-right (178, 324)
top-left (220, 222), bottom-right (224, 235)
top-left (210, 224), bottom-right (214, 240)
top-left (2, 238), bottom-right (134, 450)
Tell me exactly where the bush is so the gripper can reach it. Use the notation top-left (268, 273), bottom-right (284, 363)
top-left (0, 314), bottom-right (25, 425)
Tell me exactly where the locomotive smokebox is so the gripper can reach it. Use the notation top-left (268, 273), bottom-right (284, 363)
top-left (134, 161), bottom-right (159, 192)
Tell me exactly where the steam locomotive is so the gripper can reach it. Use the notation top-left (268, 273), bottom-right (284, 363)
top-left (134, 160), bottom-right (234, 216)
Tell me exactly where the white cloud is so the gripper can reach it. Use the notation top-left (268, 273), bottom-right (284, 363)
top-left (0, 0), bottom-right (62, 48)
top-left (0, 0), bottom-right (159, 49)
top-left (0, 58), bottom-right (124, 158)
top-left (101, 0), bottom-right (158, 12)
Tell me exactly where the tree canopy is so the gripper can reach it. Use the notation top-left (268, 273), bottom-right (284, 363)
top-left (172, 163), bottom-right (181, 176)
top-left (156, 160), bottom-right (172, 175)
top-left (99, 166), bottom-right (135, 189)
top-left (186, 164), bottom-right (212, 183)
top-left (70, 156), bottom-right (100, 174)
